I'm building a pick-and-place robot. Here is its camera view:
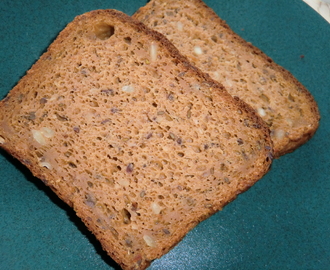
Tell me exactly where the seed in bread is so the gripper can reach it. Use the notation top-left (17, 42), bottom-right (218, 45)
top-left (0, 9), bottom-right (273, 270)
top-left (133, 0), bottom-right (320, 157)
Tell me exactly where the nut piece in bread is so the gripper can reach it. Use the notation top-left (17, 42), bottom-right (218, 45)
top-left (133, 0), bottom-right (320, 157)
top-left (0, 9), bottom-right (273, 270)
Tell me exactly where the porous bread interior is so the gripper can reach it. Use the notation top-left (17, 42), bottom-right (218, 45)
top-left (133, 0), bottom-right (320, 157)
top-left (0, 10), bottom-right (272, 270)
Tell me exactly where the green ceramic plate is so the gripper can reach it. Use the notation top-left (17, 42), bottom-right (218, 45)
top-left (1, 0), bottom-right (329, 269)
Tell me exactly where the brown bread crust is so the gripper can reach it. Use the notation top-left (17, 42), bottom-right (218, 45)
top-left (134, 0), bottom-right (320, 157)
top-left (0, 9), bottom-right (272, 270)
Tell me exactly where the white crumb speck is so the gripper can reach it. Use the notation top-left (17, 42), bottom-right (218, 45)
top-left (49, 95), bottom-right (57, 102)
top-left (118, 178), bottom-right (129, 187)
top-left (122, 85), bottom-right (135, 93)
top-left (143, 235), bottom-right (156, 247)
top-left (213, 71), bottom-right (220, 80)
top-left (225, 78), bottom-right (233, 87)
top-left (39, 161), bottom-right (52, 170)
top-left (89, 88), bottom-right (99, 95)
top-left (274, 129), bottom-right (285, 139)
top-left (150, 42), bottom-right (158, 62)
top-left (286, 118), bottom-right (293, 127)
top-left (40, 127), bottom-right (55, 138)
top-left (0, 136), bottom-right (5, 144)
top-left (32, 130), bottom-right (46, 145)
top-left (177, 21), bottom-right (183, 31)
top-left (151, 202), bottom-right (162, 214)
top-left (193, 118), bottom-right (200, 125)
top-left (194, 46), bottom-right (203, 55)
top-left (257, 108), bottom-right (266, 117)
top-left (193, 84), bottom-right (201, 91)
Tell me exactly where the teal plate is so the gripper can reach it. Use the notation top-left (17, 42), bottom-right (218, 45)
top-left (1, 0), bottom-right (329, 269)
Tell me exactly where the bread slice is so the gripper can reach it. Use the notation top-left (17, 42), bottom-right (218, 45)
top-left (133, 0), bottom-right (320, 158)
top-left (0, 9), bottom-right (273, 270)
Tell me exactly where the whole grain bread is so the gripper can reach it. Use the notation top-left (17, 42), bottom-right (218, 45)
top-left (133, 0), bottom-right (320, 157)
top-left (0, 9), bottom-right (273, 270)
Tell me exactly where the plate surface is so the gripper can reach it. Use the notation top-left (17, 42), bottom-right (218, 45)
top-left (1, 0), bottom-right (329, 269)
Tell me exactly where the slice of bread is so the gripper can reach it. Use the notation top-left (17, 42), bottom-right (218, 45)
top-left (0, 9), bottom-right (273, 270)
top-left (133, 0), bottom-right (320, 158)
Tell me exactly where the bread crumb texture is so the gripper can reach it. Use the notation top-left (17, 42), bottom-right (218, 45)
top-left (133, 0), bottom-right (320, 157)
top-left (0, 10), bottom-right (272, 270)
